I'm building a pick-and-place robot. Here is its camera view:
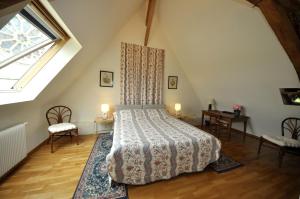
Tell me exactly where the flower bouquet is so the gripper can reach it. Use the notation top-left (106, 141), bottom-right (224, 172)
top-left (233, 104), bottom-right (242, 117)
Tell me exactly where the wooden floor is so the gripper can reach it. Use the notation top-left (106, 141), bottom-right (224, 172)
top-left (0, 130), bottom-right (299, 199)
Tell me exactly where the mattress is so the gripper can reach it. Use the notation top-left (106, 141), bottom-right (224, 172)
top-left (106, 108), bottom-right (221, 185)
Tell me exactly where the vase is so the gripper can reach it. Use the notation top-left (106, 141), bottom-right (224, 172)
top-left (234, 110), bottom-right (240, 117)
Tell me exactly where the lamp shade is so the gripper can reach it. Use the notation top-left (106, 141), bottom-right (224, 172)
top-left (101, 104), bottom-right (109, 113)
top-left (174, 103), bottom-right (181, 112)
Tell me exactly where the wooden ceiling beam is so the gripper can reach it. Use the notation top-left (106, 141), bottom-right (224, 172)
top-left (246, 0), bottom-right (300, 80)
top-left (144, 0), bottom-right (156, 46)
top-left (0, 0), bottom-right (26, 10)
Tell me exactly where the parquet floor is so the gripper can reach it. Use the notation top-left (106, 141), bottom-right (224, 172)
top-left (0, 130), bottom-right (299, 199)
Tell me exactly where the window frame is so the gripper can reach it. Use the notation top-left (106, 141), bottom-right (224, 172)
top-left (0, 0), bottom-right (69, 91)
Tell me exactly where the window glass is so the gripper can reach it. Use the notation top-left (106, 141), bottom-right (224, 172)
top-left (0, 43), bottom-right (53, 86)
top-left (0, 79), bottom-right (17, 90)
top-left (0, 14), bottom-right (52, 63)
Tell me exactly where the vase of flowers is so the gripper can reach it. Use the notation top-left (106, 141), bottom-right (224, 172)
top-left (233, 104), bottom-right (242, 117)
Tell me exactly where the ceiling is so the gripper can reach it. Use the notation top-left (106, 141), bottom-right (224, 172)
top-left (41, 0), bottom-right (144, 102)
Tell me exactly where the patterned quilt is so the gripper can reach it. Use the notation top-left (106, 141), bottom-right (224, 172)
top-left (106, 109), bottom-right (221, 185)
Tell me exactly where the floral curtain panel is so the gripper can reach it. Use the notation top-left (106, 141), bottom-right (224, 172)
top-left (120, 42), bottom-right (164, 105)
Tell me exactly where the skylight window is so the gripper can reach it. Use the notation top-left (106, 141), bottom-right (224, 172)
top-left (0, 0), bottom-right (80, 105)
top-left (0, 3), bottom-right (66, 91)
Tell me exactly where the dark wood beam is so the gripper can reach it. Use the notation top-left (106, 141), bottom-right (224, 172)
top-left (144, 0), bottom-right (156, 46)
top-left (0, 0), bottom-right (26, 10)
top-left (247, 0), bottom-right (263, 6)
top-left (246, 0), bottom-right (300, 80)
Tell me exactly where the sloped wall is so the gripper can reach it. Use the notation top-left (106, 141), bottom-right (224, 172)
top-left (158, 0), bottom-right (300, 136)
top-left (0, 0), bottom-right (143, 152)
top-left (55, 7), bottom-right (201, 134)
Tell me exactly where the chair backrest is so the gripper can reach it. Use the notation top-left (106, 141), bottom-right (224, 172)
top-left (46, 106), bottom-right (72, 125)
top-left (281, 117), bottom-right (300, 140)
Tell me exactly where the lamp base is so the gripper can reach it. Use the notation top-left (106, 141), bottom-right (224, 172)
top-left (102, 113), bottom-right (108, 120)
top-left (208, 104), bottom-right (212, 110)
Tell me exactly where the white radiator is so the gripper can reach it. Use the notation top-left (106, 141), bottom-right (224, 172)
top-left (0, 123), bottom-right (27, 177)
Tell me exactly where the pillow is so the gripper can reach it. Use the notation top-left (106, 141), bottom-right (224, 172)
top-left (143, 107), bottom-right (170, 120)
top-left (115, 105), bottom-right (142, 111)
top-left (142, 104), bottom-right (165, 109)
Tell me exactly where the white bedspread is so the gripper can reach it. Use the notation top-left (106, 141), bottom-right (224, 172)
top-left (106, 109), bottom-right (221, 185)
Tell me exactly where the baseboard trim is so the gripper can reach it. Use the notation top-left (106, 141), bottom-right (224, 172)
top-left (231, 128), bottom-right (260, 140)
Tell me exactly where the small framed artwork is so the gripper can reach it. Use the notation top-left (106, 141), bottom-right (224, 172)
top-left (168, 76), bottom-right (178, 89)
top-left (100, 70), bottom-right (113, 87)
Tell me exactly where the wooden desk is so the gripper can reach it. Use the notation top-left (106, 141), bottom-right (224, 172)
top-left (201, 110), bottom-right (249, 141)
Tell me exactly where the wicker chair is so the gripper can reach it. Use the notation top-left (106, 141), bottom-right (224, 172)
top-left (46, 105), bottom-right (79, 153)
top-left (257, 117), bottom-right (300, 167)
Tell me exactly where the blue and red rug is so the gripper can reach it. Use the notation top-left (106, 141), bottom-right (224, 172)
top-left (73, 133), bottom-right (241, 198)
top-left (73, 133), bottom-right (128, 199)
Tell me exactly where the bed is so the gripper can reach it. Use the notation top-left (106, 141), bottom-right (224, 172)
top-left (106, 108), bottom-right (221, 185)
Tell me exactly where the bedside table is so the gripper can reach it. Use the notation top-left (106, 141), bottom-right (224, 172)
top-left (94, 117), bottom-right (114, 134)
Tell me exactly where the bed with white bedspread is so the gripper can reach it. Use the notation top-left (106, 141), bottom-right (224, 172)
top-left (106, 108), bottom-right (221, 185)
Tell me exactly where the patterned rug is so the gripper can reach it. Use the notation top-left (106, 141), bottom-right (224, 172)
top-left (73, 133), bottom-right (128, 199)
top-left (210, 153), bottom-right (242, 173)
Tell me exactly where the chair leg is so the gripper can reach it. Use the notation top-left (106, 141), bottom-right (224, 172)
top-left (47, 133), bottom-right (51, 144)
top-left (216, 124), bottom-right (221, 138)
top-left (227, 124), bottom-right (231, 141)
top-left (209, 117), bottom-right (212, 132)
top-left (257, 136), bottom-right (264, 157)
top-left (278, 147), bottom-right (285, 168)
top-left (75, 128), bottom-right (79, 145)
top-left (50, 134), bottom-right (54, 153)
top-left (69, 131), bottom-right (72, 141)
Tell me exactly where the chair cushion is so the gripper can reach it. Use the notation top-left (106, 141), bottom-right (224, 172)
top-left (262, 134), bottom-right (300, 148)
top-left (48, 123), bottom-right (77, 133)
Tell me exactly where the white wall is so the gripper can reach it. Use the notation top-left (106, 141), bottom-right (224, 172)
top-left (158, 0), bottom-right (300, 136)
top-left (55, 7), bottom-right (201, 134)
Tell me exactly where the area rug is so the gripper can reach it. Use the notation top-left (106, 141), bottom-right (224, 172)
top-left (73, 133), bottom-right (128, 199)
top-left (210, 153), bottom-right (242, 173)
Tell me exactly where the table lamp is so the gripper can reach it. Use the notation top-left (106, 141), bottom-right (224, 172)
top-left (101, 104), bottom-right (109, 119)
top-left (175, 103), bottom-right (181, 117)
top-left (208, 98), bottom-right (216, 110)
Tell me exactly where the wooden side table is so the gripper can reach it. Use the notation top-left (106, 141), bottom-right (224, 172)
top-left (94, 117), bottom-right (114, 134)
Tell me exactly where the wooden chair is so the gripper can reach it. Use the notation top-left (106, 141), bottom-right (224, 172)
top-left (215, 116), bottom-right (232, 140)
top-left (257, 117), bottom-right (300, 167)
top-left (208, 112), bottom-right (231, 140)
top-left (46, 105), bottom-right (79, 153)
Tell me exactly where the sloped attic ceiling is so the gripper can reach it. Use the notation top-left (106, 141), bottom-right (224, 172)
top-left (42, 0), bottom-right (144, 103)
top-left (157, 0), bottom-right (300, 135)
top-left (246, 0), bottom-right (300, 79)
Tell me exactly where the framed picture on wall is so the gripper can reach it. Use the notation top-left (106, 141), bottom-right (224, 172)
top-left (168, 76), bottom-right (178, 89)
top-left (100, 70), bottom-right (113, 87)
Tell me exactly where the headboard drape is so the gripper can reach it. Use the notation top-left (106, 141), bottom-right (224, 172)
top-left (120, 42), bottom-right (164, 105)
